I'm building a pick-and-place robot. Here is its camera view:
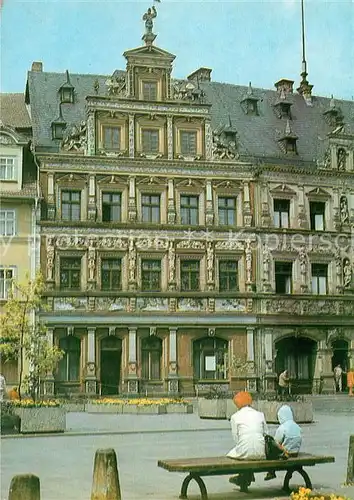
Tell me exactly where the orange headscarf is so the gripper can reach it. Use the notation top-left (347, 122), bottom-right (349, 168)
top-left (347, 370), bottom-right (354, 388)
top-left (233, 391), bottom-right (253, 409)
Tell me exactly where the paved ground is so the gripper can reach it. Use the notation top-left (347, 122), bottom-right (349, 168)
top-left (1, 412), bottom-right (354, 500)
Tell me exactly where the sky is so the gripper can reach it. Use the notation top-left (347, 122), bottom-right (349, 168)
top-left (0, 0), bottom-right (353, 100)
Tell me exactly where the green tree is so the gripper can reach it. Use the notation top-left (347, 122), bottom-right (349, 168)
top-left (0, 273), bottom-right (63, 401)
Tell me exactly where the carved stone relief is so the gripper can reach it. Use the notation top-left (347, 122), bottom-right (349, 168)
top-left (340, 195), bottom-right (349, 225)
top-left (215, 299), bottom-right (246, 312)
top-left (61, 121), bottom-right (87, 153)
top-left (343, 258), bottom-right (352, 289)
top-left (178, 298), bottom-right (206, 311)
top-left (136, 298), bottom-right (168, 311)
top-left (95, 297), bottom-right (127, 311)
top-left (176, 240), bottom-right (205, 250)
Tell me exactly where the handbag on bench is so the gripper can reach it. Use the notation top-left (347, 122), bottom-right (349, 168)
top-left (264, 435), bottom-right (289, 460)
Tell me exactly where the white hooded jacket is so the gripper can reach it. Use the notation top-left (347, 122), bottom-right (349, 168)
top-left (227, 406), bottom-right (268, 459)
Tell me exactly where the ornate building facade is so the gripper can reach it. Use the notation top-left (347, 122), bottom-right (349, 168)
top-left (24, 9), bottom-right (354, 396)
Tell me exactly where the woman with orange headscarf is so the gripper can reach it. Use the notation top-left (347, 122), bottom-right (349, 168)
top-left (227, 391), bottom-right (268, 488)
top-left (348, 369), bottom-right (354, 396)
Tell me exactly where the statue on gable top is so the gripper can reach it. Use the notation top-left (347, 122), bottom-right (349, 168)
top-left (143, 6), bottom-right (157, 35)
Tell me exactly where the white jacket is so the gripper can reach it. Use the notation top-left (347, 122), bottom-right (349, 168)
top-left (227, 406), bottom-right (268, 459)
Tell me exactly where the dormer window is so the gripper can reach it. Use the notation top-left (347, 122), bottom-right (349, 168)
top-left (240, 83), bottom-right (259, 115)
top-left (51, 120), bottom-right (66, 140)
top-left (59, 70), bottom-right (75, 104)
top-left (323, 96), bottom-right (343, 127)
top-left (142, 81), bottom-right (157, 101)
top-left (284, 138), bottom-right (297, 153)
top-left (278, 120), bottom-right (298, 154)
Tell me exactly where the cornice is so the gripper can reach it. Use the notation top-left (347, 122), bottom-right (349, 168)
top-left (86, 97), bottom-right (211, 115)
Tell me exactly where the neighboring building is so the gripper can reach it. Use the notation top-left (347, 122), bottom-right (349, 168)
top-left (0, 93), bottom-right (39, 386)
top-left (24, 9), bottom-right (354, 396)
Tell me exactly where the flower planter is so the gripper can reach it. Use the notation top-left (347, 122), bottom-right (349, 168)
top-left (13, 407), bottom-right (66, 434)
top-left (62, 402), bottom-right (86, 413)
top-left (166, 403), bottom-right (193, 414)
top-left (253, 401), bottom-right (313, 423)
top-left (198, 398), bottom-right (227, 419)
top-left (122, 404), bottom-right (167, 415)
top-left (86, 403), bottom-right (123, 414)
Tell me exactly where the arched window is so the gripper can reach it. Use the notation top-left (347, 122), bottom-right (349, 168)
top-left (193, 337), bottom-right (228, 380)
top-left (58, 336), bottom-right (81, 381)
top-left (141, 336), bottom-right (162, 381)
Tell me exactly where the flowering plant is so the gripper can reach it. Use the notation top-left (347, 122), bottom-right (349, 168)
top-left (10, 399), bottom-right (61, 408)
top-left (91, 398), bottom-right (187, 406)
top-left (291, 487), bottom-right (349, 500)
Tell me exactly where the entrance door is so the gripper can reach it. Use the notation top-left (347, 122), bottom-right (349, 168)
top-left (331, 339), bottom-right (349, 391)
top-left (100, 336), bottom-right (122, 395)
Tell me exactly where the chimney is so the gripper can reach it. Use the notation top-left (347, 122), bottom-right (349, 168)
top-left (274, 78), bottom-right (294, 94)
top-left (187, 67), bottom-right (212, 83)
top-left (31, 62), bottom-right (43, 72)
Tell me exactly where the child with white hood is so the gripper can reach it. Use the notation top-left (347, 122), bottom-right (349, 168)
top-left (265, 404), bottom-right (302, 481)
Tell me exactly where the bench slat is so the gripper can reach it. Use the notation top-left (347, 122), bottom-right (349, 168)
top-left (158, 453), bottom-right (335, 473)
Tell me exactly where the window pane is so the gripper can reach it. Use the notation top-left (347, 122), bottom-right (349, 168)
top-left (143, 82), bottom-right (157, 101)
top-left (315, 214), bottom-right (324, 231)
top-left (319, 276), bottom-right (327, 294)
top-left (181, 131), bottom-right (197, 155)
top-left (311, 277), bottom-right (318, 294)
top-left (281, 212), bottom-right (289, 228)
top-left (274, 212), bottom-right (280, 228)
top-left (142, 130), bottom-right (159, 153)
top-left (103, 127), bottom-right (120, 150)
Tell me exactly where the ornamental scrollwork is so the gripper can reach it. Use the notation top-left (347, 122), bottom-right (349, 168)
top-left (61, 121), bottom-right (87, 153)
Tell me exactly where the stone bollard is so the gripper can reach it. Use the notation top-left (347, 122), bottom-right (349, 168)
top-left (91, 448), bottom-right (121, 500)
top-left (346, 435), bottom-right (354, 485)
top-left (8, 474), bottom-right (40, 500)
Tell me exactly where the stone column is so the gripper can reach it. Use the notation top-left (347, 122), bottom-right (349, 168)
top-left (88, 174), bottom-right (96, 221)
top-left (168, 328), bottom-right (179, 393)
top-left (127, 327), bottom-right (138, 393)
top-left (47, 173), bottom-right (55, 220)
top-left (243, 182), bottom-right (252, 227)
top-left (167, 178), bottom-right (176, 224)
top-left (128, 114), bottom-right (135, 158)
top-left (205, 180), bottom-right (214, 225)
top-left (297, 185), bottom-right (307, 229)
top-left (264, 328), bottom-right (276, 394)
top-left (86, 110), bottom-right (95, 156)
top-left (43, 327), bottom-right (55, 395)
top-left (85, 327), bottom-right (97, 394)
top-left (204, 119), bottom-right (213, 160)
top-left (261, 183), bottom-right (271, 227)
top-left (246, 327), bottom-right (257, 392)
top-left (167, 115), bottom-right (173, 160)
top-left (128, 176), bottom-right (137, 222)
top-left (333, 188), bottom-right (340, 231)
top-left (318, 339), bottom-right (335, 394)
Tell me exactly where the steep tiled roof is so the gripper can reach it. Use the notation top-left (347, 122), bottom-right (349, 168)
top-left (26, 70), bottom-right (354, 165)
top-left (0, 93), bottom-right (32, 129)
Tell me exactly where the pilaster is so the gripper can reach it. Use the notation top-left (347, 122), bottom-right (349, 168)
top-left (264, 329), bottom-right (276, 394)
top-left (47, 173), bottom-right (55, 220)
top-left (246, 327), bottom-right (257, 393)
top-left (167, 178), bottom-right (176, 224)
top-left (168, 328), bottom-right (179, 393)
top-left (167, 115), bottom-right (173, 160)
top-left (204, 120), bottom-right (213, 160)
top-left (87, 174), bottom-right (96, 221)
top-left (85, 327), bottom-right (97, 394)
top-left (127, 327), bottom-right (138, 393)
top-left (86, 110), bottom-right (95, 156)
top-left (205, 180), bottom-right (214, 225)
top-left (43, 327), bottom-right (55, 396)
top-left (243, 182), bottom-right (252, 227)
top-left (129, 114), bottom-right (135, 158)
top-left (128, 176), bottom-right (137, 222)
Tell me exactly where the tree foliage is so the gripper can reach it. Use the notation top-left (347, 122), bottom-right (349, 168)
top-left (0, 273), bottom-right (63, 400)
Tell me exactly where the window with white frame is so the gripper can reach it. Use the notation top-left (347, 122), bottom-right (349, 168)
top-left (311, 263), bottom-right (328, 295)
top-left (0, 210), bottom-right (15, 236)
top-left (0, 157), bottom-right (16, 181)
top-left (218, 197), bottom-right (236, 226)
top-left (274, 199), bottom-right (290, 228)
top-left (310, 201), bottom-right (325, 231)
top-left (180, 195), bottom-right (199, 225)
top-left (0, 268), bottom-right (14, 299)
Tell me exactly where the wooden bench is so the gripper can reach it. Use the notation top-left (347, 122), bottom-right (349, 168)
top-left (158, 453), bottom-right (335, 499)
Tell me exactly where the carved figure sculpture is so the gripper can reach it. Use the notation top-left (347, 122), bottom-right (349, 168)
top-left (128, 238), bottom-right (136, 282)
top-left (337, 148), bottom-right (346, 171)
top-left (245, 240), bottom-right (252, 283)
top-left (343, 258), bottom-right (352, 288)
top-left (143, 6), bottom-right (157, 34)
top-left (262, 243), bottom-right (270, 282)
top-left (206, 242), bottom-right (214, 283)
top-left (61, 121), bottom-right (87, 152)
top-left (324, 148), bottom-right (331, 169)
top-left (46, 236), bottom-right (55, 281)
top-left (299, 246), bottom-right (307, 275)
top-left (87, 241), bottom-right (96, 281)
top-left (340, 195), bottom-right (349, 225)
top-left (168, 240), bottom-right (175, 283)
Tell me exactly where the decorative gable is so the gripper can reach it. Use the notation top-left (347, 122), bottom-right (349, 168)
top-left (306, 187), bottom-right (331, 199)
top-left (270, 184), bottom-right (297, 197)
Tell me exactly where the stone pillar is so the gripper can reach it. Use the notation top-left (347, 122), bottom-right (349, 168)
top-left (205, 180), bottom-right (214, 225)
top-left (205, 119), bottom-right (213, 160)
top-left (297, 185), bottom-right (307, 229)
top-left (86, 110), bottom-right (95, 156)
top-left (168, 328), bottom-right (179, 393)
top-left (167, 178), bottom-right (176, 224)
top-left (88, 174), bottom-right (96, 221)
top-left (43, 327), bottom-right (55, 396)
top-left (243, 182), bottom-right (252, 227)
top-left (261, 183), bottom-right (271, 227)
top-left (168, 240), bottom-right (176, 291)
top-left (128, 176), bottom-right (137, 222)
top-left (264, 329), bottom-right (276, 393)
top-left (91, 449), bottom-right (121, 500)
top-left (127, 327), bottom-right (138, 393)
top-left (85, 327), bottom-right (97, 394)
top-left (8, 474), bottom-right (40, 500)
top-left (167, 115), bottom-right (173, 160)
top-left (246, 327), bottom-right (257, 393)
top-left (346, 435), bottom-right (354, 485)
top-left (47, 173), bottom-right (55, 220)
top-left (128, 114), bottom-right (135, 158)
top-left (318, 340), bottom-right (335, 394)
